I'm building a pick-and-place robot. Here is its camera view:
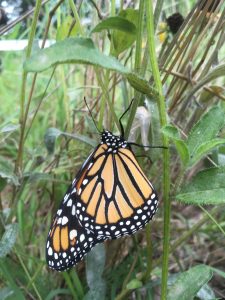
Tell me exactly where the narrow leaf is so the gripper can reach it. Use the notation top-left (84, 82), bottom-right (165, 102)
top-left (0, 260), bottom-right (25, 300)
top-left (0, 158), bottom-right (19, 187)
top-left (45, 289), bottom-right (71, 300)
top-left (92, 16), bottom-right (136, 34)
top-left (167, 265), bottom-right (213, 300)
top-left (0, 224), bottom-right (19, 258)
top-left (197, 284), bottom-right (215, 300)
top-left (84, 244), bottom-right (106, 300)
top-left (186, 106), bottom-right (225, 157)
top-left (184, 64), bottom-right (225, 102)
top-left (190, 138), bottom-right (225, 166)
top-left (0, 124), bottom-right (20, 134)
top-left (126, 279), bottom-right (143, 290)
top-left (176, 167), bottom-right (225, 204)
top-left (44, 128), bottom-right (62, 154)
top-left (0, 287), bottom-right (14, 300)
top-left (44, 127), bottom-right (96, 154)
top-left (162, 125), bottom-right (189, 165)
top-left (126, 73), bottom-right (158, 99)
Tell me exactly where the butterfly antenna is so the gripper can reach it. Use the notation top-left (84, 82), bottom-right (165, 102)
top-left (119, 98), bottom-right (135, 137)
top-left (84, 97), bottom-right (101, 134)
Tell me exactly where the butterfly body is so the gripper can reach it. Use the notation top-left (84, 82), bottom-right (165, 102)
top-left (46, 129), bottom-right (159, 271)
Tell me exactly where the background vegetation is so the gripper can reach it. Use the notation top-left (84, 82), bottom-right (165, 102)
top-left (0, 0), bottom-right (225, 299)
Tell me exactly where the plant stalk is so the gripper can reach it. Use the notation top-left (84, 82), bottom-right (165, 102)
top-left (15, 0), bottom-right (42, 173)
top-left (125, 0), bottom-right (145, 138)
top-left (146, 1), bottom-right (170, 299)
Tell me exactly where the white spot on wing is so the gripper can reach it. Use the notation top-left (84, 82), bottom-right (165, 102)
top-left (57, 209), bottom-right (62, 216)
top-left (80, 234), bottom-right (85, 242)
top-left (83, 179), bottom-right (88, 185)
top-left (72, 205), bottom-right (76, 215)
top-left (62, 216), bottom-right (68, 225)
top-left (69, 229), bottom-right (77, 240)
top-left (67, 199), bottom-right (72, 207)
top-left (48, 247), bottom-right (53, 256)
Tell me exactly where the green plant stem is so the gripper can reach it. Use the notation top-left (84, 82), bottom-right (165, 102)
top-left (125, 0), bottom-right (145, 138)
top-left (146, 1), bottom-right (170, 299)
top-left (111, 0), bottom-right (116, 16)
top-left (154, 0), bottom-right (164, 28)
top-left (120, 0), bottom-right (124, 10)
top-left (15, 0), bottom-right (42, 173)
top-left (144, 223), bottom-right (153, 282)
top-left (199, 205), bottom-right (225, 235)
top-left (63, 272), bottom-right (79, 300)
top-left (68, 0), bottom-right (84, 36)
top-left (17, 253), bottom-right (42, 300)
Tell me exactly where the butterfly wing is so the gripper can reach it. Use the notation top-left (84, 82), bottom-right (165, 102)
top-left (46, 189), bottom-right (105, 271)
top-left (66, 143), bottom-right (158, 239)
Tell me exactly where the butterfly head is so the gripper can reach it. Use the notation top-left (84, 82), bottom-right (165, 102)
top-left (101, 130), bottom-right (128, 153)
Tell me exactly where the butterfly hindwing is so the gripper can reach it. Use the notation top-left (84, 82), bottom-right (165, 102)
top-left (46, 192), bottom-right (105, 271)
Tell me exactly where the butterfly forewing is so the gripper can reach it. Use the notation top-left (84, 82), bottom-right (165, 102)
top-left (46, 130), bottom-right (159, 271)
top-left (70, 131), bottom-right (159, 239)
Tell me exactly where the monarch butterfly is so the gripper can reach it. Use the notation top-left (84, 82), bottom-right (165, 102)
top-left (46, 100), bottom-right (161, 271)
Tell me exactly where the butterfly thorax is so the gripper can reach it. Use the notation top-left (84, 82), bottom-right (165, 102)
top-left (101, 130), bottom-right (128, 153)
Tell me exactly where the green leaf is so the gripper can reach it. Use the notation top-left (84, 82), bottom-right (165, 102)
top-left (184, 64), bottom-right (225, 102)
top-left (0, 287), bottom-right (14, 300)
top-left (44, 128), bottom-right (61, 154)
top-left (126, 73), bottom-right (158, 98)
top-left (126, 279), bottom-right (143, 290)
top-left (0, 260), bottom-right (25, 300)
top-left (187, 106), bottom-right (225, 158)
top-left (112, 9), bottom-right (139, 55)
top-left (56, 16), bottom-right (79, 41)
top-left (84, 244), bottom-right (106, 300)
top-left (45, 289), bottom-right (71, 300)
top-left (176, 167), bottom-right (225, 204)
top-left (190, 138), bottom-right (225, 166)
top-left (0, 224), bottom-right (19, 258)
top-left (197, 283), bottom-right (215, 300)
top-left (92, 16), bottom-right (136, 34)
top-left (0, 157), bottom-right (19, 187)
top-left (24, 37), bottom-right (128, 73)
top-left (61, 132), bottom-right (97, 147)
top-left (167, 265), bottom-right (213, 300)
top-left (211, 267), bottom-right (225, 279)
top-left (162, 125), bottom-right (189, 165)
top-left (24, 37), bottom-right (157, 98)
top-left (199, 85), bottom-right (224, 104)
top-left (44, 127), bottom-right (96, 154)
top-left (0, 124), bottom-right (20, 134)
